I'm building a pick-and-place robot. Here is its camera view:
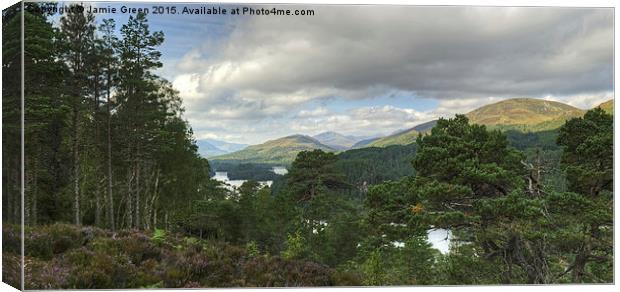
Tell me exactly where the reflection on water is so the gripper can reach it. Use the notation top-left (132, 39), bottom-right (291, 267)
top-left (212, 171), bottom-right (272, 190)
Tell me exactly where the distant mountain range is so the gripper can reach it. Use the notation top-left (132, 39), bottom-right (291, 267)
top-left (466, 98), bottom-right (586, 132)
top-left (364, 120), bottom-right (438, 148)
top-left (196, 139), bottom-right (248, 158)
top-left (206, 98), bottom-right (613, 164)
top-left (597, 99), bottom-right (614, 114)
top-left (210, 135), bottom-right (336, 164)
top-left (312, 131), bottom-right (372, 150)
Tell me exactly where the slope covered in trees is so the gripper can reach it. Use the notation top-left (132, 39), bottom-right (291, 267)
top-left (2, 3), bottom-right (210, 232)
top-left (211, 135), bottom-right (337, 164)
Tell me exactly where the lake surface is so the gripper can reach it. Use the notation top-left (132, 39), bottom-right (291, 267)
top-left (272, 166), bottom-right (288, 175)
top-left (212, 171), bottom-right (272, 190)
top-left (212, 166), bottom-right (288, 190)
top-left (427, 228), bottom-right (452, 254)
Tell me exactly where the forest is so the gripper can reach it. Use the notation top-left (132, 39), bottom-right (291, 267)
top-left (2, 2), bottom-right (614, 289)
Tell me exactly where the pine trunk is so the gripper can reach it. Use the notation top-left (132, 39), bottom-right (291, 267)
top-left (73, 107), bottom-right (81, 226)
top-left (106, 68), bottom-right (115, 231)
top-left (127, 168), bottom-right (134, 228)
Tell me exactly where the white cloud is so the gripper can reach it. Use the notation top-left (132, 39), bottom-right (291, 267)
top-left (166, 5), bottom-right (612, 144)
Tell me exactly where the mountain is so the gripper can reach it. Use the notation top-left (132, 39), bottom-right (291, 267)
top-left (361, 98), bottom-right (590, 148)
top-left (368, 128), bottom-right (420, 147)
top-left (411, 120), bottom-right (438, 132)
top-left (202, 139), bottom-right (248, 153)
top-left (465, 98), bottom-right (585, 131)
top-left (596, 99), bottom-right (613, 115)
top-left (366, 120), bottom-right (438, 148)
top-left (196, 139), bottom-right (248, 158)
top-left (313, 131), bottom-right (367, 150)
top-left (210, 135), bottom-right (337, 165)
top-left (196, 140), bottom-right (228, 157)
top-left (351, 137), bottom-right (381, 149)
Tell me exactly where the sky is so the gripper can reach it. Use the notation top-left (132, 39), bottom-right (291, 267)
top-left (50, 2), bottom-right (614, 145)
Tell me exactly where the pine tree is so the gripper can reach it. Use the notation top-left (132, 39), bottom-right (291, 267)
top-left (553, 108), bottom-right (613, 282)
top-left (59, 5), bottom-right (96, 225)
top-left (116, 12), bottom-right (164, 229)
top-left (98, 18), bottom-right (118, 230)
top-left (412, 115), bottom-right (552, 283)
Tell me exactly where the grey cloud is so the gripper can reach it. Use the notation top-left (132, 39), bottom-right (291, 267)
top-left (169, 5), bottom-right (613, 143)
top-left (182, 6), bottom-right (612, 98)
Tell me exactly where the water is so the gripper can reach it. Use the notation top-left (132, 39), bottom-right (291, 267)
top-left (214, 169), bottom-right (452, 254)
top-left (427, 228), bottom-right (452, 254)
top-left (386, 228), bottom-right (452, 253)
top-left (212, 171), bottom-right (272, 190)
top-left (272, 166), bottom-right (288, 175)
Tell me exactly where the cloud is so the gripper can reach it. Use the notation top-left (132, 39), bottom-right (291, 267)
top-left (540, 91), bottom-right (614, 109)
top-left (290, 105), bottom-right (436, 137)
top-left (167, 5), bottom-right (612, 143)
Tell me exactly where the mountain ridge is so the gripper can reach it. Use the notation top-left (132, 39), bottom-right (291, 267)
top-left (208, 97), bottom-right (612, 160)
top-left (210, 134), bottom-right (337, 164)
top-left (597, 99), bottom-right (613, 115)
top-left (312, 131), bottom-right (367, 150)
top-left (196, 138), bottom-right (248, 158)
top-left (465, 98), bottom-right (585, 132)
top-left (366, 119), bottom-right (438, 147)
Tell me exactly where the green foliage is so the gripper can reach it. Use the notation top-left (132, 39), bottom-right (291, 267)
top-left (433, 243), bottom-right (504, 284)
top-left (5, 2), bottom-right (614, 287)
top-left (6, 2), bottom-right (213, 232)
top-left (368, 129), bottom-right (419, 147)
top-left (210, 162), bottom-right (280, 181)
top-left (151, 229), bottom-right (167, 245)
top-left (550, 108), bottom-right (614, 282)
top-left (360, 250), bottom-right (387, 285)
top-left (11, 224), bottom-right (352, 289)
top-left (282, 230), bottom-right (308, 260)
top-left (183, 199), bottom-right (242, 242)
top-left (334, 144), bottom-right (417, 187)
top-left (363, 177), bottom-right (423, 250)
top-left (412, 115), bottom-right (556, 284)
top-left (245, 241), bottom-right (260, 257)
top-left (557, 108), bottom-right (613, 197)
top-left (287, 149), bottom-right (350, 202)
top-left (212, 135), bottom-right (337, 165)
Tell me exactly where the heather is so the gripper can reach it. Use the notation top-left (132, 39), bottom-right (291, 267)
top-left (3, 224), bottom-right (354, 289)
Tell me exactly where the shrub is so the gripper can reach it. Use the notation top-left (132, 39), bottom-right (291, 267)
top-left (2, 253), bottom-right (22, 289)
top-left (19, 224), bottom-right (344, 288)
top-left (151, 229), bottom-right (167, 245)
top-left (282, 230), bottom-right (307, 260)
top-left (246, 241), bottom-right (260, 257)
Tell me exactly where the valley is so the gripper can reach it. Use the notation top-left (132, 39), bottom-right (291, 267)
top-left (205, 98), bottom-right (613, 167)
top-left (5, 3), bottom-right (613, 288)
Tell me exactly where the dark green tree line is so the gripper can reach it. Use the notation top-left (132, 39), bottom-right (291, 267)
top-left (3, 3), bottom-right (211, 233)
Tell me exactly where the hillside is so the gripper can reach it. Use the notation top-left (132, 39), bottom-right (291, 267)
top-left (196, 139), bottom-right (248, 158)
top-left (366, 120), bottom-right (438, 147)
top-left (196, 140), bottom-right (228, 157)
top-left (597, 99), bottom-right (613, 114)
top-left (5, 224), bottom-right (351, 289)
top-left (210, 135), bottom-right (337, 164)
top-left (313, 132), bottom-right (365, 150)
top-left (351, 137), bottom-right (381, 149)
top-left (335, 143), bottom-right (417, 187)
top-left (367, 128), bottom-right (419, 147)
top-left (465, 98), bottom-right (585, 131)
